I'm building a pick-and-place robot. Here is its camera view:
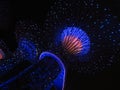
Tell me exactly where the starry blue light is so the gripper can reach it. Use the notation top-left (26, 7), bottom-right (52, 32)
top-left (16, 37), bottom-right (38, 63)
top-left (0, 0), bottom-right (119, 89)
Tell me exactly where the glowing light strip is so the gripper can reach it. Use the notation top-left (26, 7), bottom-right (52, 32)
top-left (39, 52), bottom-right (66, 90)
top-left (0, 64), bottom-right (34, 88)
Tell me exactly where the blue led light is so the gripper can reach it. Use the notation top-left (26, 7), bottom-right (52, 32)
top-left (39, 52), bottom-right (66, 90)
top-left (17, 38), bottom-right (38, 62)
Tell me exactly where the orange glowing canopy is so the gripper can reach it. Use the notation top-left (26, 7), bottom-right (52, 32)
top-left (62, 35), bottom-right (82, 55)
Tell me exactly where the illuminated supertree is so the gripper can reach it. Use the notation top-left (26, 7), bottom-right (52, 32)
top-left (44, 0), bottom-right (120, 75)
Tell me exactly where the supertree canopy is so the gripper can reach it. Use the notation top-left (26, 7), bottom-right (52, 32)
top-left (44, 0), bottom-right (120, 74)
top-left (60, 27), bottom-right (90, 55)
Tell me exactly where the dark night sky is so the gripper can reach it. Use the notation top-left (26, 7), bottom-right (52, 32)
top-left (0, 0), bottom-right (120, 90)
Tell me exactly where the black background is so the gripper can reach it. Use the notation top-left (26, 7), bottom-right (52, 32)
top-left (0, 0), bottom-right (120, 90)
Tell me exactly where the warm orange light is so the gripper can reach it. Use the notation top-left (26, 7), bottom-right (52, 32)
top-left (0, 49), bottom-right (5, 60)
top-left (62, 35), bottom-right (82, 55)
